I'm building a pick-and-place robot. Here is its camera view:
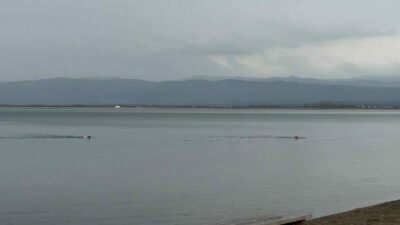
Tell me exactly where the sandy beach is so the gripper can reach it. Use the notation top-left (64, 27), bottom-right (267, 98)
top-left (304, 200), bottom-right (400, 225)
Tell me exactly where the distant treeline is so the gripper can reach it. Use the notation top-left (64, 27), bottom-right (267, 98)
top-left (303, 102), bottom-right (358, 108)
top-left (0, 102), bottom-right (400, 109)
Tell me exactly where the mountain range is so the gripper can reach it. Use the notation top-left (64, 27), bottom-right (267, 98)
top-left (1, 76), bottom-right (400, 106)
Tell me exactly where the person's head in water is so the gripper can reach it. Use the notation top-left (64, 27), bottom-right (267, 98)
top-left (294, 136), bottom-right (299, 139)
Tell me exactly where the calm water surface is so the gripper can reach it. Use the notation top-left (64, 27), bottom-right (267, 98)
top-left (1, 108), bottom-right (400, 225)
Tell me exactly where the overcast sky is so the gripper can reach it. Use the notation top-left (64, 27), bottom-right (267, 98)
top-left (1, 0), bottom-right (400, 81)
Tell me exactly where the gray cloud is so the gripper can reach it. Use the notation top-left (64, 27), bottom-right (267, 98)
top-left (180, 25), bottom-right (395, 56)
top-left (1, 0), bottom-right (400, 81)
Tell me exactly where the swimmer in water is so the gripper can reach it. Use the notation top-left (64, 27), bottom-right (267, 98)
top-left (84, 136), bottom-right (91, 139)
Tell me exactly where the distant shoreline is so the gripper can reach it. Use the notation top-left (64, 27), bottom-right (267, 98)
top-left (0, 105), bottom-right (400, 110)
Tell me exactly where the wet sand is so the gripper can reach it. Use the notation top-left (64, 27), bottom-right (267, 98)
top-left (304, 200), bottom-right (400, 225)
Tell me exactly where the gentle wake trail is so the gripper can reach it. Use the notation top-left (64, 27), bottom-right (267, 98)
top-left (0, 135), bottom-right (91, 139)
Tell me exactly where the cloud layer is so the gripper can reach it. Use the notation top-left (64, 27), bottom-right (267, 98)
top-left (1, 0), bottom-right (400, 81)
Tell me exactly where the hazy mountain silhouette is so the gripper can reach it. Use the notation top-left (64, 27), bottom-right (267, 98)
top-left (186, 75), bottom-right (400, 87)
top-left (1, 77), bottom-right (400, 106)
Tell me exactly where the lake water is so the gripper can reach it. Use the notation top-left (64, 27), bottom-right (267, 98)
top-left (1, 108), bottom-right (400, 225)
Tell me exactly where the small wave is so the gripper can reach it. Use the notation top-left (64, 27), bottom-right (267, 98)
top-left (216, 215), bottom-right (283, 225)
top-left (216, 214), bottom-right (311, 225)
top-left (0, 135), bottom-right (92, 139)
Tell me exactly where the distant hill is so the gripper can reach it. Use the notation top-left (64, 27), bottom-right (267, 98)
top-left (186, 75), bottom-right (400, 87)
top-left (1, 77), bottom-right (400, 106)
